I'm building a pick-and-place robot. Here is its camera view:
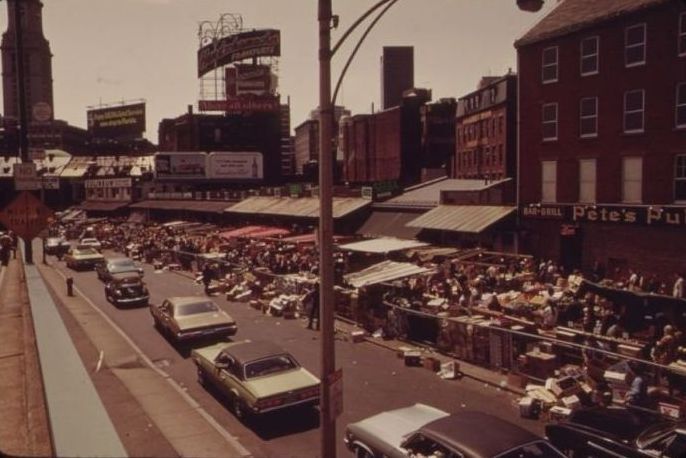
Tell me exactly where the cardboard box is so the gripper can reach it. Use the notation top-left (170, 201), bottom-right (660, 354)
top-left (438, 361), bottom-right (459, 379)
top-left (397, 346), bottom-right (414, 358)
top-left (549, 406), bottom-right (572, 420)
top-left (518, 397), bottom-right (541, 419)
top-left (350, 330), bottom-right (366, 343)
top-left (404, 350), bottom-right (422, 367)
top-left (422, 356), bottom-right (441, 372)
top-left (659, 402), bottom-right (684, 419)
top-left (561, 394), bottom-right (581, 409)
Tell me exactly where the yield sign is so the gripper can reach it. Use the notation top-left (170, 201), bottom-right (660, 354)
top-left (0, 191), bottom-right (54, 240)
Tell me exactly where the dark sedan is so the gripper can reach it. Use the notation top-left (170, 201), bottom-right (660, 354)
top-left (345, 404), bottom-right (565, 458)
top-left (546, 406), bottom-right (686, 458)
top-left (104, 273), bottom-right (150, 307)
top-left (95, 257), bottom-right (143, 282)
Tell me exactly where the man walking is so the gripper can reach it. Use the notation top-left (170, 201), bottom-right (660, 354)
top-left (305, 282), bottom-right (320, 330)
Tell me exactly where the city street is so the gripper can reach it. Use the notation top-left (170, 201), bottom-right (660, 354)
top-left (48, 250), bottom-right (544, 458)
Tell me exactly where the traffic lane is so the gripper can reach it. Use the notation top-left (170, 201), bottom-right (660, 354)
top-left (50, 256), bottom-right (313, 458)
top-left (53, 255), bottom-right (547, 457)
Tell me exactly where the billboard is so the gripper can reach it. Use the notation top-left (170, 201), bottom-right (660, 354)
top-left (198, 29), bottom-right (280, 77)
top-left (87, 102), bottom-right (146, 139)
top-left (154, 152), bottom-right (207, 179)
top-left (208, 152), bottom-right (263, 180)
top-left (226, 64), bottom-right (273, 97)
top-left (199, 96), bottom-right (280, 113)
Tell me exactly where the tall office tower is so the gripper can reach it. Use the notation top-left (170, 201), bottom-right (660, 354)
top-left (380, 46), bottom-right (414, 110)
top-left (1, 0), bottom-right (54, 122)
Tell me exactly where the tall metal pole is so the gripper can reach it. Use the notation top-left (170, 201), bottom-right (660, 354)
top-left (318, 0), bottom-right (336, 457)
top-left (12, 0), bottom-right (33, 264)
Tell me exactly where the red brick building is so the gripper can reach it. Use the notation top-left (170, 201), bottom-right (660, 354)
top-left (454, 74), bottom-right (517, 180)
top-left (516, 0), bottom-right (686, 276)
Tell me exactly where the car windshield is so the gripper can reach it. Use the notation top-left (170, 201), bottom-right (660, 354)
top-left (174, 300), bottom-right (219, 316)
top-left (244, 354), bottom-right (298, 379)
top-left (75, 247), bottom-right (98, 255)
top-left (109, 260), bottom-right (136, 272)
top-left (496, 441), bottom-right (566, 458)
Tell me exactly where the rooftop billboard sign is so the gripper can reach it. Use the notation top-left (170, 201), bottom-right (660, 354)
top-left (197, 29), bottom-right (280, 77)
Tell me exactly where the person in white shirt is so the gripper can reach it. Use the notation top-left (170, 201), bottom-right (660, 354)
top-left (674, 273), bottom-right (685, 299)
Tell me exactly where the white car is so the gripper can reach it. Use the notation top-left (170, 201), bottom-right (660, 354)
top-left (79, 237), bottom-right (102, 251)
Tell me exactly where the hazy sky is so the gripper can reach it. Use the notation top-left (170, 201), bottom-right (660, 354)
top-left (0, 0), bottom-right (556, 142)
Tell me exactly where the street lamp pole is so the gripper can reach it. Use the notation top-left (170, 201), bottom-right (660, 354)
top-left (317, 1), bottom-right (336, 457)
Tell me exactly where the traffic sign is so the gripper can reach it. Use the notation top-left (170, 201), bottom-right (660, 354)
top-left (13, 163), bottom-right (40, 191)
top-left (0, 191), bottom-right (53, 240)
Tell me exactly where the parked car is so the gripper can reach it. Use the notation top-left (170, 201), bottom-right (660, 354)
top-left (95, 257), bottom-right (143, 282)
top-left (44, 237), bottom-right (70, 258)
top-left (150, 296), bottom-right (237, 343)
top-left (79, 237), bottom-right (102, 251)
top-left (64, 246), bottom-right (105, 270)
top-left (546, 406), bottom-right (686, 458)
top-left (344, 404), bottom-right (566, 458)
top-left (104, 273), bottom-right (150, 307)
top-left (191, 339), bottom-right (320, 421)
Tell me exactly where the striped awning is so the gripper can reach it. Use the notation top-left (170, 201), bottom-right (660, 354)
top-left (406, 205), bottom-right (516, 233)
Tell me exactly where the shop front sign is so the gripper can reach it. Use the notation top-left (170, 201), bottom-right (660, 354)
top-left (521, 203), bottom-right (686, 228)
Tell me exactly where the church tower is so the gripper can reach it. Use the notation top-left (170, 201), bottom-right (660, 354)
top-left (1, 0), bottom-right (54, 122)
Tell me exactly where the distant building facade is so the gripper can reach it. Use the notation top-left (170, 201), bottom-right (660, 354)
top-left (381, 46), bottom-right (414, 110)
top-left (420, 98), bottom-right (457, 180)
top-left (516, 0), bottom-right (686, 275)
top-left (454, 74), bottom-right (517, 181)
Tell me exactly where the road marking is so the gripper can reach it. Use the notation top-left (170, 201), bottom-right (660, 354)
top-left (48, 265), bottom-right (252, 458)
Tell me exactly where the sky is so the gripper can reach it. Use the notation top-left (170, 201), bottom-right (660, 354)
top-left (0, 0), bottom-right (557, 142)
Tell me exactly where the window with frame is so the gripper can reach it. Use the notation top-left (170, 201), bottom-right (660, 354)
top-left (580, 97), bottom-right (598, 137)
top-left (677, 83), bottom-right (686, 128)
top-left (581, 36), bottom-right (599, 75)
top-left (624, 90), bottom-right (645, 133)
top-left (542, 103), bottom-right (558, 141)
top-left (579, 159), bottom-right (597, 203)
top-left (625, 23), bottom-right (646, 67)
top-left (679, 13), bottom-right (686, 56)
top-left (676, 155), bottom-right (686, 202)
top-left (542, 46), bottom-right (558, 83)
top-left (622, 156), bottom-right (643, 203)
top-left (541, 160), bottom-right (557, 203)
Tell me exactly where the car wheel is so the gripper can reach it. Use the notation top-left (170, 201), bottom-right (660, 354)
top-left (152, 316), bottom-right (161, 330)
top-left (197, 367), bottom-right (207, 386)
top-left (232, 395), bottom-right (247, 422)
top-left (354, 445), bottom-right (375, 458)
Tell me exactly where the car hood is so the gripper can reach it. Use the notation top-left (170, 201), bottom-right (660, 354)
top-left (347, 404), bottom-right (450, 454)
top-left (175, 311), bottom-right (235, 331)
top-left (244, 368), bottom-right (320, 398)
top-left (74, 253), bottom-right (104, 260)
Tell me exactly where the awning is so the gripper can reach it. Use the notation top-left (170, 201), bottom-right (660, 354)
top-left (247, 227), bottom-right (290, 239)
top-left (403, 246), bottom-right (460, 262)
top-left (218, 225), bottom-right (269, 240)
top-left (225, 196), bottom-right (370, 219)
top-left (338, 237), bottom-right (428, 254)
top-left (344, 260), bottom-right (432, 288)
top-left (79, 201), bottom-right (129, 212)
top-left (282, 233), bottom-right (318, 244)
top-left (129, 200), bottom-right (231, 213)
top-left (406, 205), bottom-right (516, 233)
top-left (357, 211), bottom-right (423, 239)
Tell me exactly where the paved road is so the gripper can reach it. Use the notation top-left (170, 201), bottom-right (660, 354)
top-left (52, 251), bottom-right (544, 458)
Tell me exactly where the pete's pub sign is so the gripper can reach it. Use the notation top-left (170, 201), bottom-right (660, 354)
top-left (521, 203), bottom-right (686, 227)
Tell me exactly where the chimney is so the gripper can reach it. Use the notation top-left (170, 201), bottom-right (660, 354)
top-left (187, 104), bottom-right (193, 115)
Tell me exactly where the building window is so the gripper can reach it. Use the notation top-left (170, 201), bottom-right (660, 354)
top-left (676, 155), bottom-right (686, 202)
top-left (542, 46), bottom-right (558, 83)
top-left (624, 90), bottom-right (645, 133)
top-left (679, 13), bottom-right (686, 56)
top-left (625, 23), bottom-right (646, 67)
top-left (622, 156), bottom-right (643, 203)
top-left (541, 160), bottom-right (557, 203)
top-left (580, 36), bottom-right (599, 75)
top-left (542, 103), bottom-right (558, 141)
top-left (580, 97), bottom-right (598, 137)
top-left (579, 159), bottom-right (597, 203)
top-left (677, 83), bottom-right (686, 128)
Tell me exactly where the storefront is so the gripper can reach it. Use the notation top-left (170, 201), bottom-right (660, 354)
top-left (520, 203), bottom-right (686, 277)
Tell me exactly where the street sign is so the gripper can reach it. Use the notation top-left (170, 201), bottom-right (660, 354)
top-left (327, 368), bottom-right (343, 421)
top-left (13, 162), bottom-right (40, 191)
top-left (0, 191), bottom-right (53, 240)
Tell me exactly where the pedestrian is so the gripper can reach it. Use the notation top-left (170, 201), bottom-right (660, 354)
top-left (305, 282), bottom-right (320, 330)
top-left (673, 272), bottom-right (685, 299)
top-left (202, 262), bottom-right (213, 295)
top-left (625, 362), bottom-right (649, 408)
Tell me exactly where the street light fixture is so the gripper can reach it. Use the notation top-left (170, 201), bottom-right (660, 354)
top-left (317, 2), bottom-right (545, 457)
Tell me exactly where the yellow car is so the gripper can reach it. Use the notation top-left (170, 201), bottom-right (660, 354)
top-left (64, 246), bottom-right (105, 270)
top-left (150, 296), bottom-right (237, 343)
top-left (191, 339), bottom-right (320, 421)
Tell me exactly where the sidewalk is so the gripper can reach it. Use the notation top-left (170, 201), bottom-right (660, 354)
top-left (0, 259), bottom-right (53, 457)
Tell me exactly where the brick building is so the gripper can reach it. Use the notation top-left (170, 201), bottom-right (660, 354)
top-left (454, 74), bottom-right (517, 180)
top-left (516, 0), bottom-right (686, 276)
